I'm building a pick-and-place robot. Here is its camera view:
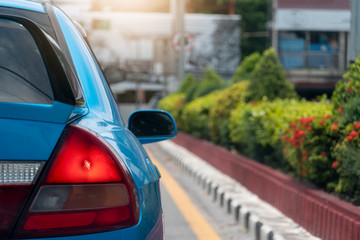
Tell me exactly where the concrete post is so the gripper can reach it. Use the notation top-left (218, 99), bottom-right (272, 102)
top-left (171, 0), bottom-right (186, 89)
top-left (349, 0), bottom-right (360, 62)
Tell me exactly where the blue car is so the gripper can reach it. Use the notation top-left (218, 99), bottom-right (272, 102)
top-left (0, 1), bottom-right (176, 239)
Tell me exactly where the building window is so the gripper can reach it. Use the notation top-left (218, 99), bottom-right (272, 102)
top-left (278, 31), bottom-right (340, 70)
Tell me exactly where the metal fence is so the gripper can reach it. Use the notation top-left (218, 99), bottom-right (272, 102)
top-left (279, 51), bottom-right (339, 70)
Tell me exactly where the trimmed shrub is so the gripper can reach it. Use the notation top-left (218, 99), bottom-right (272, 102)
top-left (332, 56), bottom-right (360, 110)
top-left (246, 48), bottom-right (297, 102)
top-left (341, 95), bottom-right (360, 126)
top-left (157, 93), bottom-right (186, 128)
top-left (282, 115), bottom-right (340, 190)
top-left (333, 122), bottom-right (360, 204)
top-left (229, 99), bottom-right (332, 169)
top-left (231, 52), bottom-right (261, 84)
top-left (209, 81), bottom-right (249, 146)
top-left (179, 73), bottom-right (200, 102)
top-left (331, 56), bottom-right (360, 204)
top-left (182, 91), bottom-right (221, 140)
top-left (192, 67), bottom-right (226, 100)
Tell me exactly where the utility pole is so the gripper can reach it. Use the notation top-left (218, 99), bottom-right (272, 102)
top-left (350, 0), bottom-right (360, 62)
top-left (171, 0), bottom-right (186, 89)
top-left (229, 0), bottom-right (235, 15)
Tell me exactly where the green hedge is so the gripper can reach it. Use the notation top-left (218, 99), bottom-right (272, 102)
top-left (282, 115), bottom-right (339, 190)
top-left (156, 52), bottom-right (360, 205)
top-left (179, 73), bottom-right (200, 102)
top-left (332, 56), bottom-right (360, 110)
top-left (333, 122), bottom-right (360, 203)
top-left (229, 99), bottom-right (332, 168)
top-left (182, 91), bottom-right (221, 140)
top-left (192, 67), bottom-right (226, 100)
top-left (209, 81), bottom-right (249, 146)
top-left (331, 58), bottom-right (360, 203)
top-left (246, 48), bottom-right (297, 102)
top-left (231, 52), bottom-right (260, 84)
top-left (157, 92), bottom-right (186, 128)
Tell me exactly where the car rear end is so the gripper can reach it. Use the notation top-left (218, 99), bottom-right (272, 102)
top-left (0, 1), bottom-right (163, 239)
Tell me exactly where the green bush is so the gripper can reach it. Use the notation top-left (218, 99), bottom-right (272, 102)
top-left (229, 99), bottom-right (332, 169)
top-left (246, 48), bottom-right (297, 102)
top-left (332, 56), bottom-right (360, 110)
top-left (333, 122), bottom-right (360, 204)
top-left (157, 93), bottom-right (186, 128)
top-left (179, 73), bottom-right (200, 102)
top-left (192, 67), bottom-right (226, 100)
top-left (182, 91), bottom-right (221, 140)
top-left (209, 81), bottom-right (249, 146)
top-left (330, 55), bottom-right (360, 203)
top-left (231, 52), bottom-right (261, 84)
top-left (282, 115), bottom-right (340, 190)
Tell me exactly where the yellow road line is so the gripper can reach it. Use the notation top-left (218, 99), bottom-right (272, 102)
top-left (147, 151), bottom-right (222, 240)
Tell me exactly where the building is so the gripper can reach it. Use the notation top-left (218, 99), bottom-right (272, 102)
top-left (271, 0), bottom-right (351, 96)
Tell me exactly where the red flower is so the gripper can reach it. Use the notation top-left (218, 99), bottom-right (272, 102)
top-left (291, 122), bottom-right (297, 128)
top-left (324, 114), bottom-right (331, 119)
top-left (332, 161), bottom-right (339, 168)
top-left (281, 135), bottom-right (287, 141)
top-left (307, 127), bottom-right (312, 131)
top-left (337, 107), bottom-right (344, 113)
top-left (354, 122), bottom-right (360, 129)
top-left (319, 120), bottom-right (325, 125)
top-left (299, 117), bottom-right (315, 123)
top-left (347, 135), bottom-right (354, 141)
top-left (296, 130), bottom-right (306, 137)
top-left (298, 161), bottom-right (302, 166)
top-left (347, 131), bottom-right (359, 141)
top-left (331, 125), bottom-right (338, 131)
top-left (301, 169), bottom-right (307, 176)
top-left (307, 117), bottom-right (315, 122)
top-left (348, 86), bottom-right (353, 94)
top-left (249, 101), bottom-right (256, 106)
top-left (349, 131), bottom-right (359, 138)
top-left (321, 152), bottom-right (326, 157)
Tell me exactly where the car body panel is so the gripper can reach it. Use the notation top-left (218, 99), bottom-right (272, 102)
top-left (0, 101), bottom-right (74, 160)
top-left (0, 101), bottom-right (74, 123)
top-left (0, 0), bottom-right (45, 13)
top-left (54, 7), bottom-right (123, 125)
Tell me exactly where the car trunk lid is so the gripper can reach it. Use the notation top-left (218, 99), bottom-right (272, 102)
top-left (0, 101), bottom-right (75, 238)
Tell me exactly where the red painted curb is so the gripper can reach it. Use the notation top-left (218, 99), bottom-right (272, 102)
top-left (172, 132), bottom-right (360, 240)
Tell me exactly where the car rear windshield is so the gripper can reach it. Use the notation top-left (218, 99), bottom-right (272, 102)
top-left (0, 19), bottom-right (53, 104)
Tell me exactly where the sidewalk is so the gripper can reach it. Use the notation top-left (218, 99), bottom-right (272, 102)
top-left (154, 140), bottom-right (320, 240)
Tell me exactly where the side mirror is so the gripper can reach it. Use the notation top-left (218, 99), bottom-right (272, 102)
top-left (128, 110), bottom-right (177, 144)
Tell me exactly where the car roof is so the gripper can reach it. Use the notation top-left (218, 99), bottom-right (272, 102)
top-left (0, 0), bottom-right (46, 13)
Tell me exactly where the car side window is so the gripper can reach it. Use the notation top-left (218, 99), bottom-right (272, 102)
top-left (0, 20), bottom-right (53, 104)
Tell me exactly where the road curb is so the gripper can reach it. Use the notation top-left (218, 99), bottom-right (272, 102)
top-left (157, 142), bottom-right (284, 240)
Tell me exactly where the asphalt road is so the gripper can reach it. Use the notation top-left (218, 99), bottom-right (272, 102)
top-left (146, 144), bottom-right (253, 240)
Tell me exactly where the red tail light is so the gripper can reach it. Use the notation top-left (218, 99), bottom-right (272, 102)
top-left (13, 125), bottom-right (139, 238)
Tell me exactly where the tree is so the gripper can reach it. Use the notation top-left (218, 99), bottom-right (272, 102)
top-left (237, 0), bottom-right (268, 57)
